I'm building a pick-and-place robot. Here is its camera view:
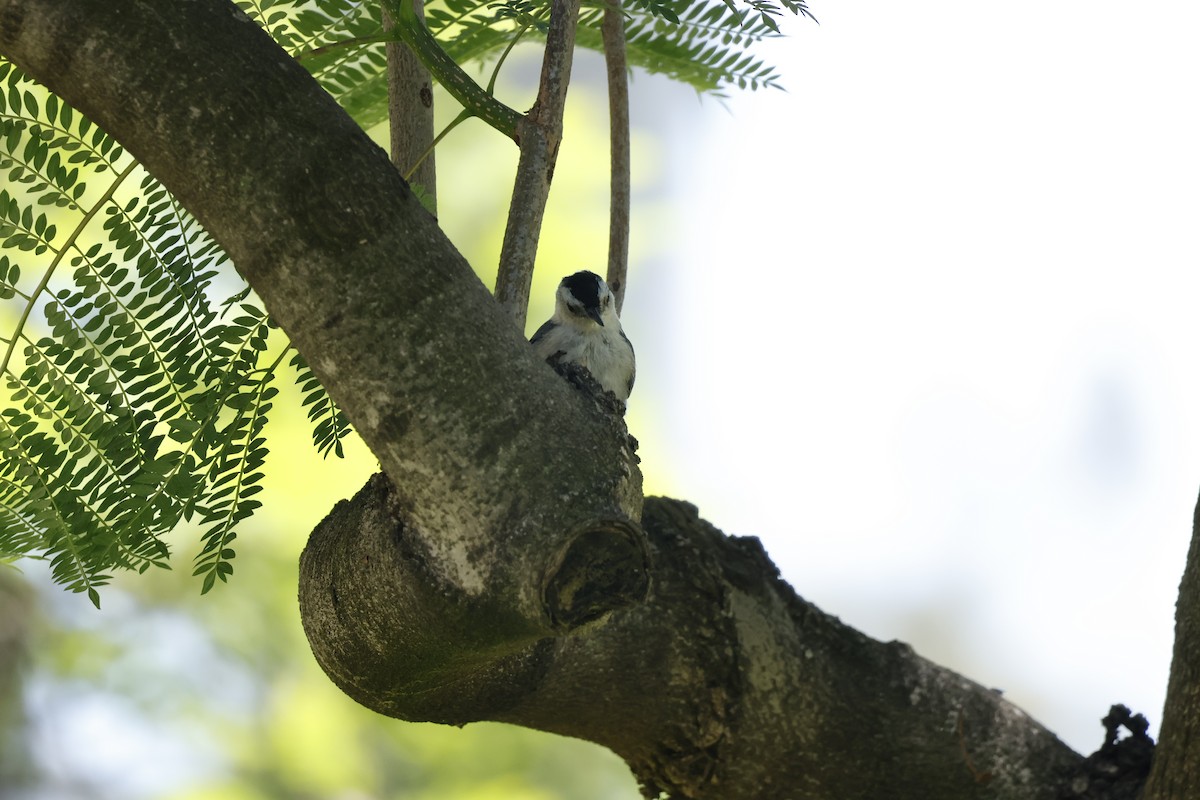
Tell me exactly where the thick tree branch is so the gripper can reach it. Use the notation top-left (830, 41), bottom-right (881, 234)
top-left (601, 0), bottom-right (630, 312)
top-left (302, 483), bottom-right (1083, 798)
top-left (494, 0), bottom-right (582, 330)
top-left (1143, 487), bottom-right (1200, 799)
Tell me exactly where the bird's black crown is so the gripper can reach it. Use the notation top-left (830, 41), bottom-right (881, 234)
top-left (561, 270), bottom-right (604, 310)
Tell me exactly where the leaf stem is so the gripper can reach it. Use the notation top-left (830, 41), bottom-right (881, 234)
top-left (382, 0), bottom-right (522, 141)
top-left (295, 33), bottom-right (393, 62)
top-left (401, 14), bottom-right (538, 185)
top-left (404, 108), bottom-right (470, 182)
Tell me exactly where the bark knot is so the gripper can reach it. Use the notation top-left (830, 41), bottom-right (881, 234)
top-left (542, 517), bottom-right (649, 629)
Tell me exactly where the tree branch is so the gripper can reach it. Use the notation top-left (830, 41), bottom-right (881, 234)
top-left (382, 0), bottom-right (521, 141)
top-left (1142, 487), bottom-right (1200, 798)
top-left (383, 0), bottom-right (437, 213)
top-left (601, 0), bottom-right (630, 312)
top-left (301, 484), bottom-right (1084, 798)
top-left (0, 0), bottom-right (643, 639)
top-left (493, 0), bottom-right (582, 330)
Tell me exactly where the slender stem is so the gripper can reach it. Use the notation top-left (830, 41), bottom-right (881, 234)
top-left (487, 19), bottom-right (536, 95)
top-left (601, 0), bottom-right (631, 313)
top-left (402, 17), bottom-right (537, 184)
top-left (404, 109), bottom-right (470, 182)
top-left (295, 33), bottom-right (392, 62)
top-left (494, 0), bottom-right (583, 330)
top-left (383, 0), bottom-right (522, 142)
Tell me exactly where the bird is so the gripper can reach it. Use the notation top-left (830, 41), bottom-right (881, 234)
top-left (530, 270), bottom-right (636, 402)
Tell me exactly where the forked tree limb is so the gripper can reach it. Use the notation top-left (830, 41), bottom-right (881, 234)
top-left (300, 480), bottom-right (1084, 799)
top-left (0, 0), bottom-right (644, 640)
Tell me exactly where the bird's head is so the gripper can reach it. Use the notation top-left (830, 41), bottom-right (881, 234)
top-left (556, 270), bottom-right (616, 329)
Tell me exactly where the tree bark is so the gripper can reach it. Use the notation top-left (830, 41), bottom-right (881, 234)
top-left (601, 0), bottom-right (630, 313)
top-left (300, 481), bottom-right (1084, 798)
top-left (383, 0), bottom-right (437, 211)
top-left (0, 1), bottom-right (1139, 797)
top-left (1142, 488), bottom-right (1200, 799)
top-left (494, 0), bottom-right (583, 329)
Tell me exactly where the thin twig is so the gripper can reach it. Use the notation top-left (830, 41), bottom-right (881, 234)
top-left (601, 0), bottom-right (630, 313)
top-left (405, 109), bottom-right (468, 182)
top-left (383, 0), bottom-right (522, 141)
top-left (404, 19), bottom-right (536, 184)
top-left (295, 34), bottom-right (390, 62)
top-left (494, 0), bottom-right (583, 330)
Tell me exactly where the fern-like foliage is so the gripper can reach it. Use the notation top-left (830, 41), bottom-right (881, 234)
top-left (435, 0), bottom-right (814, 91)
top-left (579, 0), bottom-right (794, 93)
top-left (261, 0), bottom-right (811, 131)
top-left (0, 61), bottom-right (350, 605)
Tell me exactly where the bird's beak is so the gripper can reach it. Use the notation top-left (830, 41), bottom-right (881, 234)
top-left (588, 308), bottom-right (605, 327)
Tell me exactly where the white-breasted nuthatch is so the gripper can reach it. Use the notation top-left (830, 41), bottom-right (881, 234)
top-left (530, 271), bottom-right (636, 402)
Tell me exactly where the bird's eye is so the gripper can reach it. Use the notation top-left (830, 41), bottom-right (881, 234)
top-left (568, 304), bottom-right (583, 316)
top-left (603, 295), bottom-right (611, 308)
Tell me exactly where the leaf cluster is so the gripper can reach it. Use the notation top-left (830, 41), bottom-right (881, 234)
top-left (580, 0), bottom-right (796, 93)
top-left (0, 63), bottom-right (350, 605)
top-left (252, 0), bottom-right (810, 130)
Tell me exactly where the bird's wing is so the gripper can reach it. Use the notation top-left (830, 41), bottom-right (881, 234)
top-left (621, 330), bottom-right (635, 395)
top-left (530, 319), bottom-right (557, 345)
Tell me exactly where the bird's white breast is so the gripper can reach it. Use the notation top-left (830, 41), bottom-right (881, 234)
top-left (533, 321), bottom-right (634, 401)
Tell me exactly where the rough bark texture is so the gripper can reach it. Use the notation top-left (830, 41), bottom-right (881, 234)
top-left (1142, 489), bottom-right (1200, 799)
top-left (383, 0), bottom-right (437, 210)
top-left (302, 484), bottom-right (1083, 798)
top-left (0, 1), bottom-right (1166, 797)
top-left (1058, 705), bottom-right (1154, 800)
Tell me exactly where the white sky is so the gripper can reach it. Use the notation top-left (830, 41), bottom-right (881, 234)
top-left (623, 0), bottom-right (1200, 753)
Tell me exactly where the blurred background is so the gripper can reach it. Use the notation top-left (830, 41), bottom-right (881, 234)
top-left (4, 1), bottom-right (1200, 797)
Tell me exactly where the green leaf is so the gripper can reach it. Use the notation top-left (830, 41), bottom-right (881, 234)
top-left (0, 60), bottom-right (299, 603)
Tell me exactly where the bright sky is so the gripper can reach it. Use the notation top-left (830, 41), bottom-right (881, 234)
top-left (623, 1), bottom-right (1200, 753)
